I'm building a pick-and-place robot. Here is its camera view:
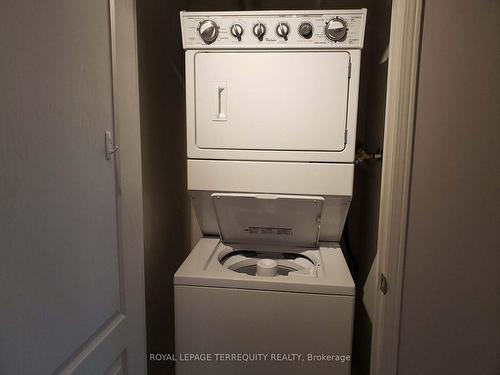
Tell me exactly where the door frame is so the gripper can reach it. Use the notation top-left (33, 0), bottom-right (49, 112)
top-left (109, 0), bottom-right (147, 373)
top-left (370, 1), bottom-right (423, 375)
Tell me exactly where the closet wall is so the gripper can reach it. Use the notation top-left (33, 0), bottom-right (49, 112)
top-left (136, 1), bottom-right (189, 374)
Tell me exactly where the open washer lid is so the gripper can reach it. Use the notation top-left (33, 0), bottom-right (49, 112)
top-left (212, 193), bottom-right (324, 247)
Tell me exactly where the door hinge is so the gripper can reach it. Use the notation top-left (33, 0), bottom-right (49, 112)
top-left (105, 131), bottom-right (119, 160)
top-left (380, 273), bottom-right (388, 295)
top-left (348, 61), bottom-right (352, 78)
top-left (344, 129), bottom-right (348, 144)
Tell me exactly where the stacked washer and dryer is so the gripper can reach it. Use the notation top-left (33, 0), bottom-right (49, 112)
top-left (175, 9), bottom-right (367, 375)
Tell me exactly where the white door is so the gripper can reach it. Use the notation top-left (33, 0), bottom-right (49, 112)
top-left (0, 1), bottom-right (145, 374)
top-left (194, 51), bottom-right (350, 151)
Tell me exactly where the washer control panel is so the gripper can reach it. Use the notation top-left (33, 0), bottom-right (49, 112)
top-left (181, 9), bottom-right (367, 49)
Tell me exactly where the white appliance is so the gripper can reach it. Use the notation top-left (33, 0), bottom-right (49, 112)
top-left (176, 9), bottom-right (367, 375)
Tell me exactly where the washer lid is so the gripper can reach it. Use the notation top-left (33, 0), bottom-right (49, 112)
top-left (212, 193), bottom-right (324, 247)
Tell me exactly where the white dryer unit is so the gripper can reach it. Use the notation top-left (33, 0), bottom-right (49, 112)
top-left (182, 9), bottom-right (366, 163)
top-left (176, 9), bottom-right (367, 375)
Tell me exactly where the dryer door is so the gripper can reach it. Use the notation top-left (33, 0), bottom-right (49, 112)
top-left (194, 51), bottom-right (350, 152)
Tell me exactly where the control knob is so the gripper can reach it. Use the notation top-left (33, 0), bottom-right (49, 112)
top-left (198, 19), bottom-right (219, 44)
top-left (298, 22), bottom-right (314, 39)
top-left (276, 22), bottom-right (290, 41)
top-left (230, 23), bottom-right (244, 41)
top-left (325, 17), bottom-right (348, 42)
top-left (253, 22), bottom-right (266, 41)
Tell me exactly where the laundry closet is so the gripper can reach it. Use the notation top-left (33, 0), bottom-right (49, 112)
top-left (136, 1), bottom-right (392, 375)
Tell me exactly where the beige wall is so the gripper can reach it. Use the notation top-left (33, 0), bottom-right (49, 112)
top-left (398, 1), bottom-right (500, 374)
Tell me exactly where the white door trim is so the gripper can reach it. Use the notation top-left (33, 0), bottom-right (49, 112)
top-left (111, 0), bottom-right (147, 373)
top-left (370, 1), bottom-right (423, 375)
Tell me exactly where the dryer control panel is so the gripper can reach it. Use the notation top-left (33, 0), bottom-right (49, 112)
top-left (181, 9), bottom-right (367, 49)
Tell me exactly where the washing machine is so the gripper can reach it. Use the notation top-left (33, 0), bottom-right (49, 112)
top-left (176, 9), bottom-right (367, 375)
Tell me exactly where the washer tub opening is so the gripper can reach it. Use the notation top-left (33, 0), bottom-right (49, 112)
top-left (219, 250), bottom-right (316, 277)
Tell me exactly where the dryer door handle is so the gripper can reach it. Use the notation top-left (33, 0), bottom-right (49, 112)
top-left (214, 83), bottom-right (227, 121)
